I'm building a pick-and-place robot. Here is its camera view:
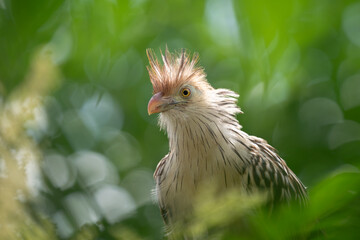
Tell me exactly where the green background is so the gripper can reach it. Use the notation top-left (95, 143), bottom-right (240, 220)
top-left (1, 0), bottom-right (360, 239)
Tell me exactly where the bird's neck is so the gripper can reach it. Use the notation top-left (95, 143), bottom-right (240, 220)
top-left (159, 107), bottom-right (243, 162)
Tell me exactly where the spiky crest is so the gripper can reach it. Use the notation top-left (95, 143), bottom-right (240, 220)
top-left (146, 47), bottom-right (206, 95)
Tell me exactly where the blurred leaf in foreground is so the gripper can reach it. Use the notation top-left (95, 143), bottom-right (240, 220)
top-left (0, 46), bottom-right (61, 239)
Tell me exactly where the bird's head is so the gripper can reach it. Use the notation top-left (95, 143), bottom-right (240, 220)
top-left (146, 48), bottom-right (213, 116)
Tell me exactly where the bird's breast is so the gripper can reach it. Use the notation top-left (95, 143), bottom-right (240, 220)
top-left (155, 141), bottom-right (248, 223)
top-left (155, 116), bottom-right (253, 222)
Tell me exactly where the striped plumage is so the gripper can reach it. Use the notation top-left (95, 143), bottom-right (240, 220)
top-left (147, 48), bottom-right (307, 228)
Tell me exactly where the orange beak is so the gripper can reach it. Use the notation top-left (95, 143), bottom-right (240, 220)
top-left (148, 92), bottom-right (165, 115)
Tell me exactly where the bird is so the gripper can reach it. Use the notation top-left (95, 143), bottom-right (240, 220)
top-left (146, 48), bottom-right (307, 231)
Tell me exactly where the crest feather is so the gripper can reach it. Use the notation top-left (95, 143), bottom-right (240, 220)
top-left (146, 48), bottom-right (206, 95)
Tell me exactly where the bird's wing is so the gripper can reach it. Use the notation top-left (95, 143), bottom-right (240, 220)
top-left (154, 153), bottom-right (170, 224)
top-left (246, 136), bottom-right (308, 204)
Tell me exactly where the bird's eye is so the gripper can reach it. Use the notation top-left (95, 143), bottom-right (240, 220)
top-left (181, 88), bottom-right (191, 98)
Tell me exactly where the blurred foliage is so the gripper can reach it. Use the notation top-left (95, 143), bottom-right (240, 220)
top-left (1, 0), bottom-right (360, 239)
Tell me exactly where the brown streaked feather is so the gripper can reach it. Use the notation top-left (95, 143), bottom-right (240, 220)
top-left (154, 154), bottom-right (170, 224)
top-left (154, 153), bottom-right (168, 179)
top-left (146, 48), bottom-right (207, 96)
top-left (247, 136), bottom-right (308, 204)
